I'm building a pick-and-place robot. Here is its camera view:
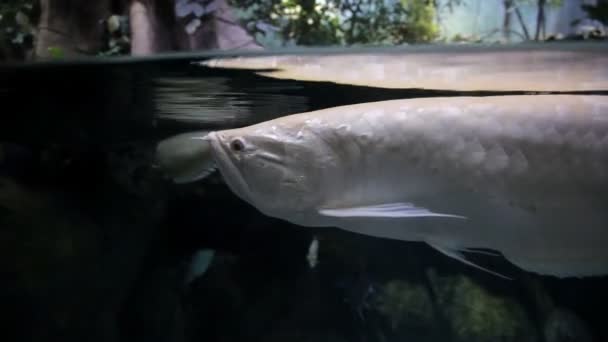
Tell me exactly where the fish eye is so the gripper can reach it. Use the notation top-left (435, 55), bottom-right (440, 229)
top-left (230, 138), bottom-right (245, 152)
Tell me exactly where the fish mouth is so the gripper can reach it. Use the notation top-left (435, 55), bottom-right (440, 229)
top-left (155, 131), bottom-right (217, 184)
top-left (207, 132), bottom-right (253, 204)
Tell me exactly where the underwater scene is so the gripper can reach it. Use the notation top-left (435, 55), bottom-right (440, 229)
top-left (1, 1), bottom-right (608, 342)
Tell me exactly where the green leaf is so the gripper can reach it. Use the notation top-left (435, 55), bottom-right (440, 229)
top-left (47, 46), bottom-right (64, 59)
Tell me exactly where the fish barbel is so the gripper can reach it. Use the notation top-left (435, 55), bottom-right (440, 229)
top-left (158, 95), bottom-right (608, 278)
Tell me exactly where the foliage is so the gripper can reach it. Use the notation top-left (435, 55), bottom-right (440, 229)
top-left (98, 15), bottom-right (131, 57)
top-left (47, 46), bottom-right (65, 59)
top-left (376, 280), bottom-right (434, 330)
top-left (399, 0), bottom-right (440, 43)
top-left (0, 0), bottom-right (38, 60)
top-left (434, 275), bottom-right (535, 342)
top-left (580, 2), bottom-right (608, 26)
top-left (229, 0), bottom-right (449, 46)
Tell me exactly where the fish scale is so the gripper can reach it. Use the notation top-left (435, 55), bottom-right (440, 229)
top-left (405, 101), bottom-right (608, 185)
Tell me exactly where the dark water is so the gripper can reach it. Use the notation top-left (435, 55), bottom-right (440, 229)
top-left (1, 44), bottom-right (607, 342)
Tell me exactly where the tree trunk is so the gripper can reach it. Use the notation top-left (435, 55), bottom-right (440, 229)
top-left (534, 0), bottom-right (546, 41)
top-left (35, 0), bottom-right (111, 59)
top-left (129, 0), bottom-right (176, 55)
top-left (503, 0), bottom-right (513, 42)
top-left (35, 0), bottom-right (259, 58)
top-left (514, 5), bottom-right (530, 40)
top-left (174, 0), bottom-right (262, 51)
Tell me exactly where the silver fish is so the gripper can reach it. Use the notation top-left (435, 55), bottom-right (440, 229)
top-left (159, 95), bottom-right (608, 278)
top-left (198, 43), bottom-right (608, 92)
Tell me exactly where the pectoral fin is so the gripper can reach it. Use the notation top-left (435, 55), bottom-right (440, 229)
top-left (462, 248), bottom-right (502, 257)
top-left (427, 242), bottom-right (512, 280)
top-left (319, 202), bottom-right (466, 219)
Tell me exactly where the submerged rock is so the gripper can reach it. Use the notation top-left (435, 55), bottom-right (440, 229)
top-left (523, 276), bottom-right (595, 342)
top-left (544, 309), bottom-right (593, 342)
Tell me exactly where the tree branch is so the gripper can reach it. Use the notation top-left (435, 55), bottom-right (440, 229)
top-left (513, 5), bottom-right (530, 40)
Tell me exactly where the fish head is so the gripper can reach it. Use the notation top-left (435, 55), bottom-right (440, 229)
top-left (206, 120), bottom-right (327, 220)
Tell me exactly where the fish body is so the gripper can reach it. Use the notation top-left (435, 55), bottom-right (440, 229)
top-left (200, 43), bottom-right (608, 92)
top-left (163, 95), bottom-right (608, 278)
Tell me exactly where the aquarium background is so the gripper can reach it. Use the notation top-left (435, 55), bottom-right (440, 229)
top-left (1, 1), bottom-right (608, 342)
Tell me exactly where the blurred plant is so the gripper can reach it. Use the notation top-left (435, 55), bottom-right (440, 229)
top-left (570, 2), bottom-right (606, 41)
top-left (449, 33), bottom-right (482, 43)
top-left (580, 1), bottom-right (608, 25)
top-left (376, 280), bottom-right (434, 331)
top-left (98, 14), bottom-right (131, 57)
top-left (397, 0), bottom-right (440, 43)
top-left (47, 46), bottom-right (64, 59)
top-left (0, 0), bottom-right (38, 60)
top-left (432, 275), bottom-right (536, 342)
top-left (229, 0), bottom-right (452, 46)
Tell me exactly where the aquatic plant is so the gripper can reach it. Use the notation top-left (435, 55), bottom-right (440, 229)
top-left (433, 274), bottom-right (536, 342)
top-left (376, 280), bottom-right (434, 331)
